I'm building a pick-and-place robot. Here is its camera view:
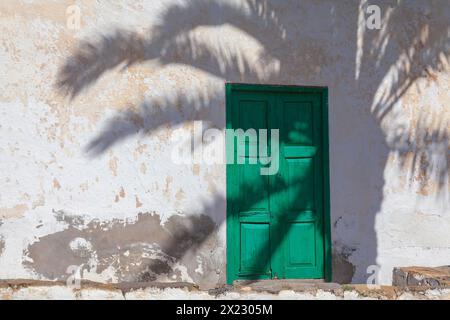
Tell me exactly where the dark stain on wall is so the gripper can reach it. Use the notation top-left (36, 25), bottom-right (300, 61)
top-left (332, 248), bottom-right (356, 284)
top-left (0, 237), bottom-right (4, 257)
top-left (0, 221), bottom-right (4, 257)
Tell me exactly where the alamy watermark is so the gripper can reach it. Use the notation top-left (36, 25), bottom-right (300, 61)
top-left (66, 264), bottom-right (83, 289)
top-left (365, 5), bottom-right (381, 30)
top-left (366, 265), bottom-right (381, 289)
top-left (170, 121), bottom-right (280, 175)
top-left (66, 5), bottom-right (81, 30)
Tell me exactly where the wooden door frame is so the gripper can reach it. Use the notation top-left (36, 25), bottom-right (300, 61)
top-left (225, 83), bottom-right (332, 284)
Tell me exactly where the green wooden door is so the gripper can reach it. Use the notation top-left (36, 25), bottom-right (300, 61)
top-left (226, 84), bottom-right (331, 284)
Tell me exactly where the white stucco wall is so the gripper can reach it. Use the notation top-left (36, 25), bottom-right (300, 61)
top-left (0, 0), bottom-right (448, 288)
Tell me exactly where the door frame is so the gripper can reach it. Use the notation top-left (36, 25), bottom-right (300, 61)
top-left (225, 83), bottom-right (332, 284)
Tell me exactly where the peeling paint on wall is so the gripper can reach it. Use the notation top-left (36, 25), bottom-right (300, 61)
top-left (0, 0), bottom-right (448, 287)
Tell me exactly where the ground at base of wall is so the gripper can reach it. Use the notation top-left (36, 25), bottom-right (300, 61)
top-left (0, 280), bottom-right (449, 300)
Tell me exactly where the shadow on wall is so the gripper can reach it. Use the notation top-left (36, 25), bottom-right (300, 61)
top-left (50, 0), bottom-right (449, 285)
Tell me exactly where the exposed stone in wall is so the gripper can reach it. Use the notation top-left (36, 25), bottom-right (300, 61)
top-left (393, 266), bottom-right (450, 287)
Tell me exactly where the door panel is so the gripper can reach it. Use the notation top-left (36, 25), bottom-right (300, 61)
top-left (238, 163), bottom-right (269, 212)
top-left (287, 221), bottom-right (316, 266)
top-left (275, 93), bottom-right (324, 279)
top-left (230, 92), bottom-right (274, 280)
top-left (226, 85), bottom-right (329, 284)
top-left (239, 222), bottom-right (271, 276)
top-left (282, 101), bottom-right (314, 145)
top-left (286, 157), bottom-right (315, 210)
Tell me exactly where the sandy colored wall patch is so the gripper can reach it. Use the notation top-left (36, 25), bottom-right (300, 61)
top-left (0, 204), bottom-right (28, 220)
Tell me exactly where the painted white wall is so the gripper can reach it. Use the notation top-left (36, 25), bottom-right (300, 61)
top-left (0, 0), bottom-right (448, 287)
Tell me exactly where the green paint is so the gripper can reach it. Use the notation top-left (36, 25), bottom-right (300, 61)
top-left (226, 83), bottom-right (331, 284)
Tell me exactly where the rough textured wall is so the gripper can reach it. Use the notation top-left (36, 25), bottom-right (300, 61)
top-left (0, 0), bottom-right (448, 288)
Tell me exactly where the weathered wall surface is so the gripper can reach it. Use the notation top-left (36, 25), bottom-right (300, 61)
top-left (0, 0), bottom-right (448, 288)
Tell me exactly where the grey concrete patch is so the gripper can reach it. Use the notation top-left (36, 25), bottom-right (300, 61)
top-left (23, 212), bottom-right (219, 287)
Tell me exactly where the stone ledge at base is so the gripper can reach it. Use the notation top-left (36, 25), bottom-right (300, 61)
top-left (0, 279), bottom-right (449, 300)
top-left (393, 266), bottom-right (450, 287)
